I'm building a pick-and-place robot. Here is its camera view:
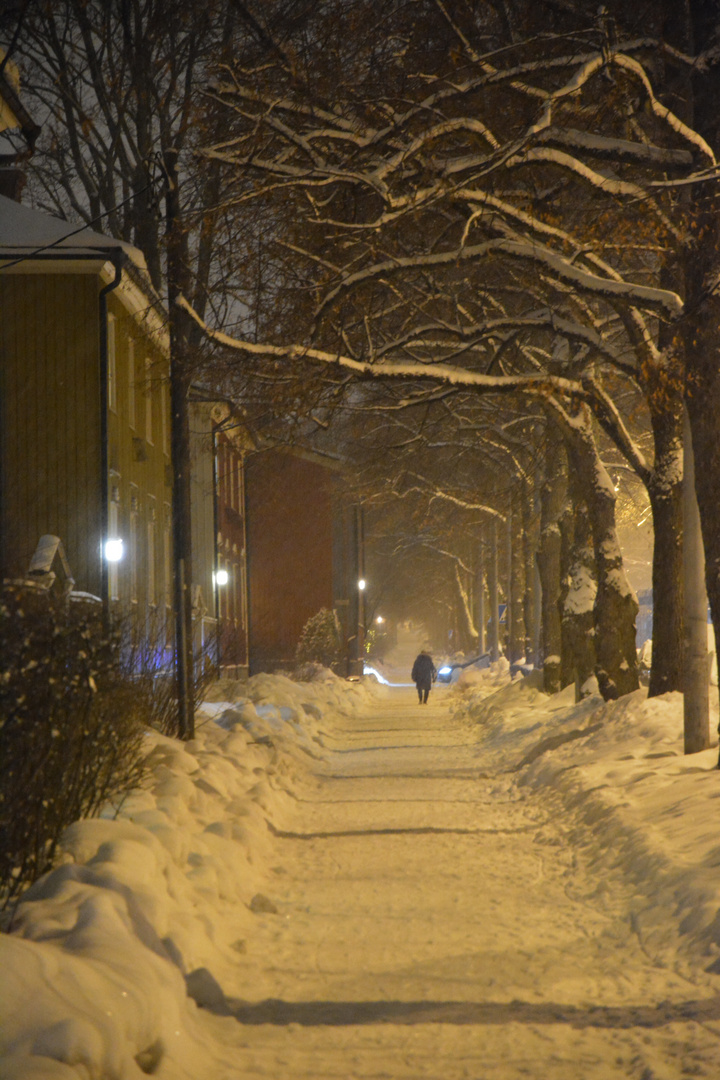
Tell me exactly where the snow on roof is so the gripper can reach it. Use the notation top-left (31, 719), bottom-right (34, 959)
top-left (0, 193), bottom-right (147, 271)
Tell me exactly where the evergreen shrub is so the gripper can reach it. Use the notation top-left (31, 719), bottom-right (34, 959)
top-left (295, 607), bottom-right (341, 669)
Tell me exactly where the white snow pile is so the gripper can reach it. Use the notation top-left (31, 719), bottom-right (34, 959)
top-left (4, 659), bottom-right (720, 1079)
top-left (454, 671), bottom-right (720, 971)
top-left (0, 670), bottom-right (381, 1080)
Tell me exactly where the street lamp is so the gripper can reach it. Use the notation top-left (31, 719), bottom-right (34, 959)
top-left (214, 569), bottom-right (229, 586)
top-left (357, 578), bottom-right (366, 665)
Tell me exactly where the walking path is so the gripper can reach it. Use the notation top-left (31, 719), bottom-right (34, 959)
top-left (203, 680), bottom-right (720, 1079)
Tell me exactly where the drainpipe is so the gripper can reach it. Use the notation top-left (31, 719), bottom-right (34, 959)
top-left (99, 253), bottom-right (124, 627)
top-left (211, 423), bottom-right (221, 666)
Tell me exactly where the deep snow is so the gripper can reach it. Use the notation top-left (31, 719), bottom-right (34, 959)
top-left (2, 652), bottom-right (720, 1078)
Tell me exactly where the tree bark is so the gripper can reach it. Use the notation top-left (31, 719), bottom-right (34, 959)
top-left (522, 474), bottom-right (539, 666)
top-left (645, 393), bottom-right (685, 696)
top-left (487, 517), bottom-right (500, 661)
top-left (683, 409), bottom-right (710, 752)
top-left (475, 531), bottom-right (486, 656)
top-left (559, 405), bottom-right (639, 700)
top-left (679, 0), bottom-right (720, 757)
top-left (507, 485), bottom-right (526, 663)
top-left (562, 468), bottom-right (597, 700)
top-left (537, 434), bottom-right (567, 694)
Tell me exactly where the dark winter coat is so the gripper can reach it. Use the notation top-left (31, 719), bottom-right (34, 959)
top-left (411, 652), bottom-right (437, 689)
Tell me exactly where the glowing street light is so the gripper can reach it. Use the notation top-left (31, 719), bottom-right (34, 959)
top-left (358, 578), bottom-right (366, 590)
top-left (214, 569), bottom-right (229, 586)
top-left (104, 538), bottom-right (124, 562)
top-left (376, 615), bottom-right (384, 625)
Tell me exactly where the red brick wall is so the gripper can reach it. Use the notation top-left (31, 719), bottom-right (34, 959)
top-left (245, 450), bottom-right (335, 672)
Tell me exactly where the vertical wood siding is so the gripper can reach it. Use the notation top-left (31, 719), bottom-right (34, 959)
top-left (0, 273), bottom-right (102, 591)
top-left (1, 272), bottom-right (172, 658)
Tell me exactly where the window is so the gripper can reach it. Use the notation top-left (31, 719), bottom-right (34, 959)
top-left (129, 486), bottom-right (139, 603)
top-left (128, 339), bottom-right (135, 430)
top-left (145, 358), bottom-right (153, 445)
top-left (147, 519), bottom-right (156, 606)
top-left (107, 314), bottom-right (117, 412)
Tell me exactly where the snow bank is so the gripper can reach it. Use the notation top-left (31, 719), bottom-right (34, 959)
top-left (459, 673), bottom-right (720, 971)
top-left (0, 672), bottom-right (380, 1079)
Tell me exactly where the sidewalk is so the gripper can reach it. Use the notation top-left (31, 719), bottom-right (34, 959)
top-left (200, 686), bottom-right (720, 1079)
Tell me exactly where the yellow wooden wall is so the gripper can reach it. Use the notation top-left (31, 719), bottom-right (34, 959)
top-left (0, 273), bottom-right (102, 590)
top-left (0, 270), bottom-right (172, 651)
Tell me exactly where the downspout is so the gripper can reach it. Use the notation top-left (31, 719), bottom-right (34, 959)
top-left (99, 253), bottom-right (123, 625)
top-left (211, 423), bottom-right (221, 666)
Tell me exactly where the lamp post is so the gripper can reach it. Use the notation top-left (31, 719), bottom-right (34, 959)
top-left (358, 578), bottom-right (366, 669)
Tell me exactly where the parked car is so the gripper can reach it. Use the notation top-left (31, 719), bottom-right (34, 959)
top-left (436, 653), bottom-right (491, 683)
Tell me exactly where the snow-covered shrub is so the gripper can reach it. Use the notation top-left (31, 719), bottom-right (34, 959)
top-left (295, 607), bottom-right (341, 668)
top-left (0, 585), bottom-right (147, 910)
top-left (112, 618), bottom-right (218, 737)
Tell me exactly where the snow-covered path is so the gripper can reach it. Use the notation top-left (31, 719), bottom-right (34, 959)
top-left (201, 688), bottom-right (720, 1079)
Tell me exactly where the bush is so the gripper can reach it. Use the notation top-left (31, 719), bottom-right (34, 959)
top-left (0, 585), bottom-right (147, 910)
top-left (118, 625), bottom-right (218, 738)
top-left (295, 608), bottom-right (341, 668)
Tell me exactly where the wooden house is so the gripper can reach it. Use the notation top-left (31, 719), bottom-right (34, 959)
top-left (244, 446), bottom-right (361, 675)
top-left (189, 397), bottom-right (249, 676)
top-left (0, 49), bottom-right (40, 201)
top-left (0, 195), bottom-right (173, 654)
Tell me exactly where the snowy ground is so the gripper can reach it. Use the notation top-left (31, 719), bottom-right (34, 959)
top-left (2, 636), bottom-right (720, 1078)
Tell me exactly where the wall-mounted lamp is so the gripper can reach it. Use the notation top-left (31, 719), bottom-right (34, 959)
top-left (105, 538), bottom-right (124, 562)
top-left (214, 569), bottom-right (229, 586)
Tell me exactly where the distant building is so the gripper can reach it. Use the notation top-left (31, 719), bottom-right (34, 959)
top-left (244, 446), bottom-right (361, 674)
top-left (189, 397), bottom-right (250, 676)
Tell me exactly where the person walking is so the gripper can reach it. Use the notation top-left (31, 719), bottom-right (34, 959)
top-left (411, 649), bottom-right (437, 704)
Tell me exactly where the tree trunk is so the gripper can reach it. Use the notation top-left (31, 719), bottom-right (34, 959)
top-left (453, 561), bottom-right (478, 653)
top-left (683, 410), bottom-right (710, 752)
top-left (522, 474), bottom-right (539, 666)
top-left (475, 531), bottom-right (486, 656)
top-left (646, 394), bottom-right (684, 696)
top-left (507, 485), bottom-right (525, 663)
top-left (487, 517), bottom-right (500, 661)
top-left (561, 405), bottom-right (639, 700)
top-left (562, 469), bottom-right (597, 700)
top-left (537, 434), bottom-right (567, 694)
top-left (679, 0), bottom-right (720, 756)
